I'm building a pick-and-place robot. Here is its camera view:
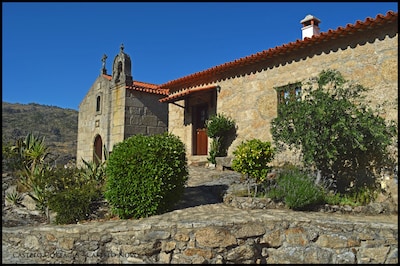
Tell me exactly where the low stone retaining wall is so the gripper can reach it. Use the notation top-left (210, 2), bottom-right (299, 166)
top-left (2, 204), bottom-right (398, 264)
top-left (223, 194), bottom-right (398, 215)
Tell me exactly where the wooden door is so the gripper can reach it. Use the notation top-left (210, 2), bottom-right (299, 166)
top-left (196, 128), bottom-right (208, 155)
top-left (193, 104), bottom-right (208, 155)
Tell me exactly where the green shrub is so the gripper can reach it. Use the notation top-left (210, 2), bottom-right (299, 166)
top-left (5, 191), bottom-right (23, 206)
top-left (232, 139), bottom-right (275, 183)
top-left (324, 186), bottom-right (379, 207)
top-left (206, 113), bottom-right (236, 164)
top-left (2, 137), bottom-right (22, 172)
top-left (206, 113), bottom-right (236, 139)
top-left (104, 132), bottom-right (189, 219)
top-left (232, 139), bottom-right (275, 196)
top-left (48, 184), bottom-right (97, 224)
top-left (207, 138), bottom-right (222, 164)
top-left (45, 166), bottom-right (102, 224)
top-left (267, 168), bottom-right (325, 210)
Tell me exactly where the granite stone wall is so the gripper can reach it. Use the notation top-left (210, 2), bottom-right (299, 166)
top-left (124, 90), bottom-right (168, 139)
top-left (2, 206), bottom-right (397, 264)
top-left (168, 29), bottom-right (398, 167)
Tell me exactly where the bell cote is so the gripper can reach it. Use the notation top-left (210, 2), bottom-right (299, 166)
top-left (111, 43), bottom-right (133, 86)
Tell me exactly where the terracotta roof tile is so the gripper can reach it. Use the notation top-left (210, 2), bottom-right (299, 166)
top-left (102, 74), bottom-right (112, 81)
top-left (157, 11), bottom-right (398, 92)
top-left (159, 85), bottom-right (218, 103)
top-left (127, 81), bottom-right (169, 95)
top-left (102, 74), bottom-right (168, 95)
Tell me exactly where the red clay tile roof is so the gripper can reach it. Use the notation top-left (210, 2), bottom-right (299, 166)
top-left (128, 81), bottom-right (169, 95)
top-left (102, 74), bottom-right (168, 95)
top-left (157, 11), bottom-right (398, 93)
top-left (159, 85), bottom-right (218, 103)
top-left (102, 74), bottom-right (112, 81)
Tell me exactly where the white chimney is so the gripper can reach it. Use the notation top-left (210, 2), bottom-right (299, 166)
top-left (300, 14), bottom-right (321, 40)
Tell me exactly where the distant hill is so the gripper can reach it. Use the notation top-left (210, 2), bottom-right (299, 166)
top-left (2, 102), bottom-right (78, 166)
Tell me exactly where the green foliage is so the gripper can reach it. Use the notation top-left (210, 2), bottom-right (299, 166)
top-left (2, 136), bottom-right (20, 172)
top-left (81, 157), bottom-right (107, 183)
top-left (45, 166), bottom-right (104, 224)
top-left (10, 133), bottom-right (52, 195)
top-left (206, 113), bottom-right (236, 164)
top-left (267, 168), bottom-right (325, 210)
top-left (48, 185), bottom-right (97, 224)
top-left (104, 132), bottom-right (189, 219)
top-left (10, 133), bottom-right (49, 169)
top-left (5, 191), bottom-right (23, 206)
top-left (3, 132), bottom-right (107, 224)
top-left (26, 167), bottom-right (52, 213)
top-left (271, 69), bottom-right (397, 193)
top-left (206, 113), bottom-right (236, 138)
top-left (232, 139), bottom-right (275, 183)
top-left (3, 133), bottom-right (54, 213)
top-left (207, 138), bottom-right (222, 164)
top-left (324, 186), bottom-right (379, 207)
top-left (232, 139), bottom-right (275, 196)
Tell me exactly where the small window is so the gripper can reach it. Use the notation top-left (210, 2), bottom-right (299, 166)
top-left (96, 95), bottom-right (101, 112)
top-left (276, 83), bottom-right (302, 106)
top-left (295, 86), bottom-right (301, 100)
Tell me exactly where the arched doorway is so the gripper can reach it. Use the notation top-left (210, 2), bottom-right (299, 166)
top-left (93, 135), bottom-right (102, 165)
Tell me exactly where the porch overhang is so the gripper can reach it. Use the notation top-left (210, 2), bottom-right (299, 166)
top-left (159, 85), bottom-right (219, 103)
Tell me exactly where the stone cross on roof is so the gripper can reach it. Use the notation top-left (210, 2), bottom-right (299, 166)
top-left (101, 54), bottom-right (107, 74)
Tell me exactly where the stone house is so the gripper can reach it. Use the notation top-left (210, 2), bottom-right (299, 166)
top-left (158, 11), bottom-right (398, 166)
top-left (76, 45), bottom-right (169, 165)
top-left (77, 11), bottom-right (397, 168)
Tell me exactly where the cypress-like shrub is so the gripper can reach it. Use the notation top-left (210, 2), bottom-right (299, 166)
top-left (104, 132), bottom-right (188, 219)
top-left (206, 113), bottom-right (236, 164)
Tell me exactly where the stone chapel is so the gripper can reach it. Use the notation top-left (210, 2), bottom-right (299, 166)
top-left (76, 44), bottom-right (169, 166)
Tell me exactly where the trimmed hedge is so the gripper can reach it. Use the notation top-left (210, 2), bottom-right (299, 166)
top-left (104, 132), bottom-right (188, 219)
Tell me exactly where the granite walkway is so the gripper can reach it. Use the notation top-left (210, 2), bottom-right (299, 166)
top-left (170, 166), bottom-right (398, 226)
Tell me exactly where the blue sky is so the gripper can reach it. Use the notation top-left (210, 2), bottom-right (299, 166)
top-left (2, 2), bottom-right (398, 110)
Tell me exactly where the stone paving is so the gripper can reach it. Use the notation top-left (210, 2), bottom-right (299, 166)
top-left (170, 166), bottom-right (398, 226)
top-left (171, 165), bottom-right (244, 210)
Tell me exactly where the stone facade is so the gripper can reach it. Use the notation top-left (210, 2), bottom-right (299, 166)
top-left (77, 13), bottom-right (398, 167)
top-left (76, 46), bottom-right (168, 166)
top-left (2, 204), bottom-right (397, 264)
top-left (165, 13), bottom-right (398, 166)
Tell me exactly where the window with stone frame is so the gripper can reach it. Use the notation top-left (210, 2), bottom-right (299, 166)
top-left (275, 82), bottom-right (302, 106)
top-left (96, 95), bottom-right (101, 114)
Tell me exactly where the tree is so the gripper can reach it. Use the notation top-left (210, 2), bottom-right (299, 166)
top-left (271, 69), bottom-right (397, 193)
